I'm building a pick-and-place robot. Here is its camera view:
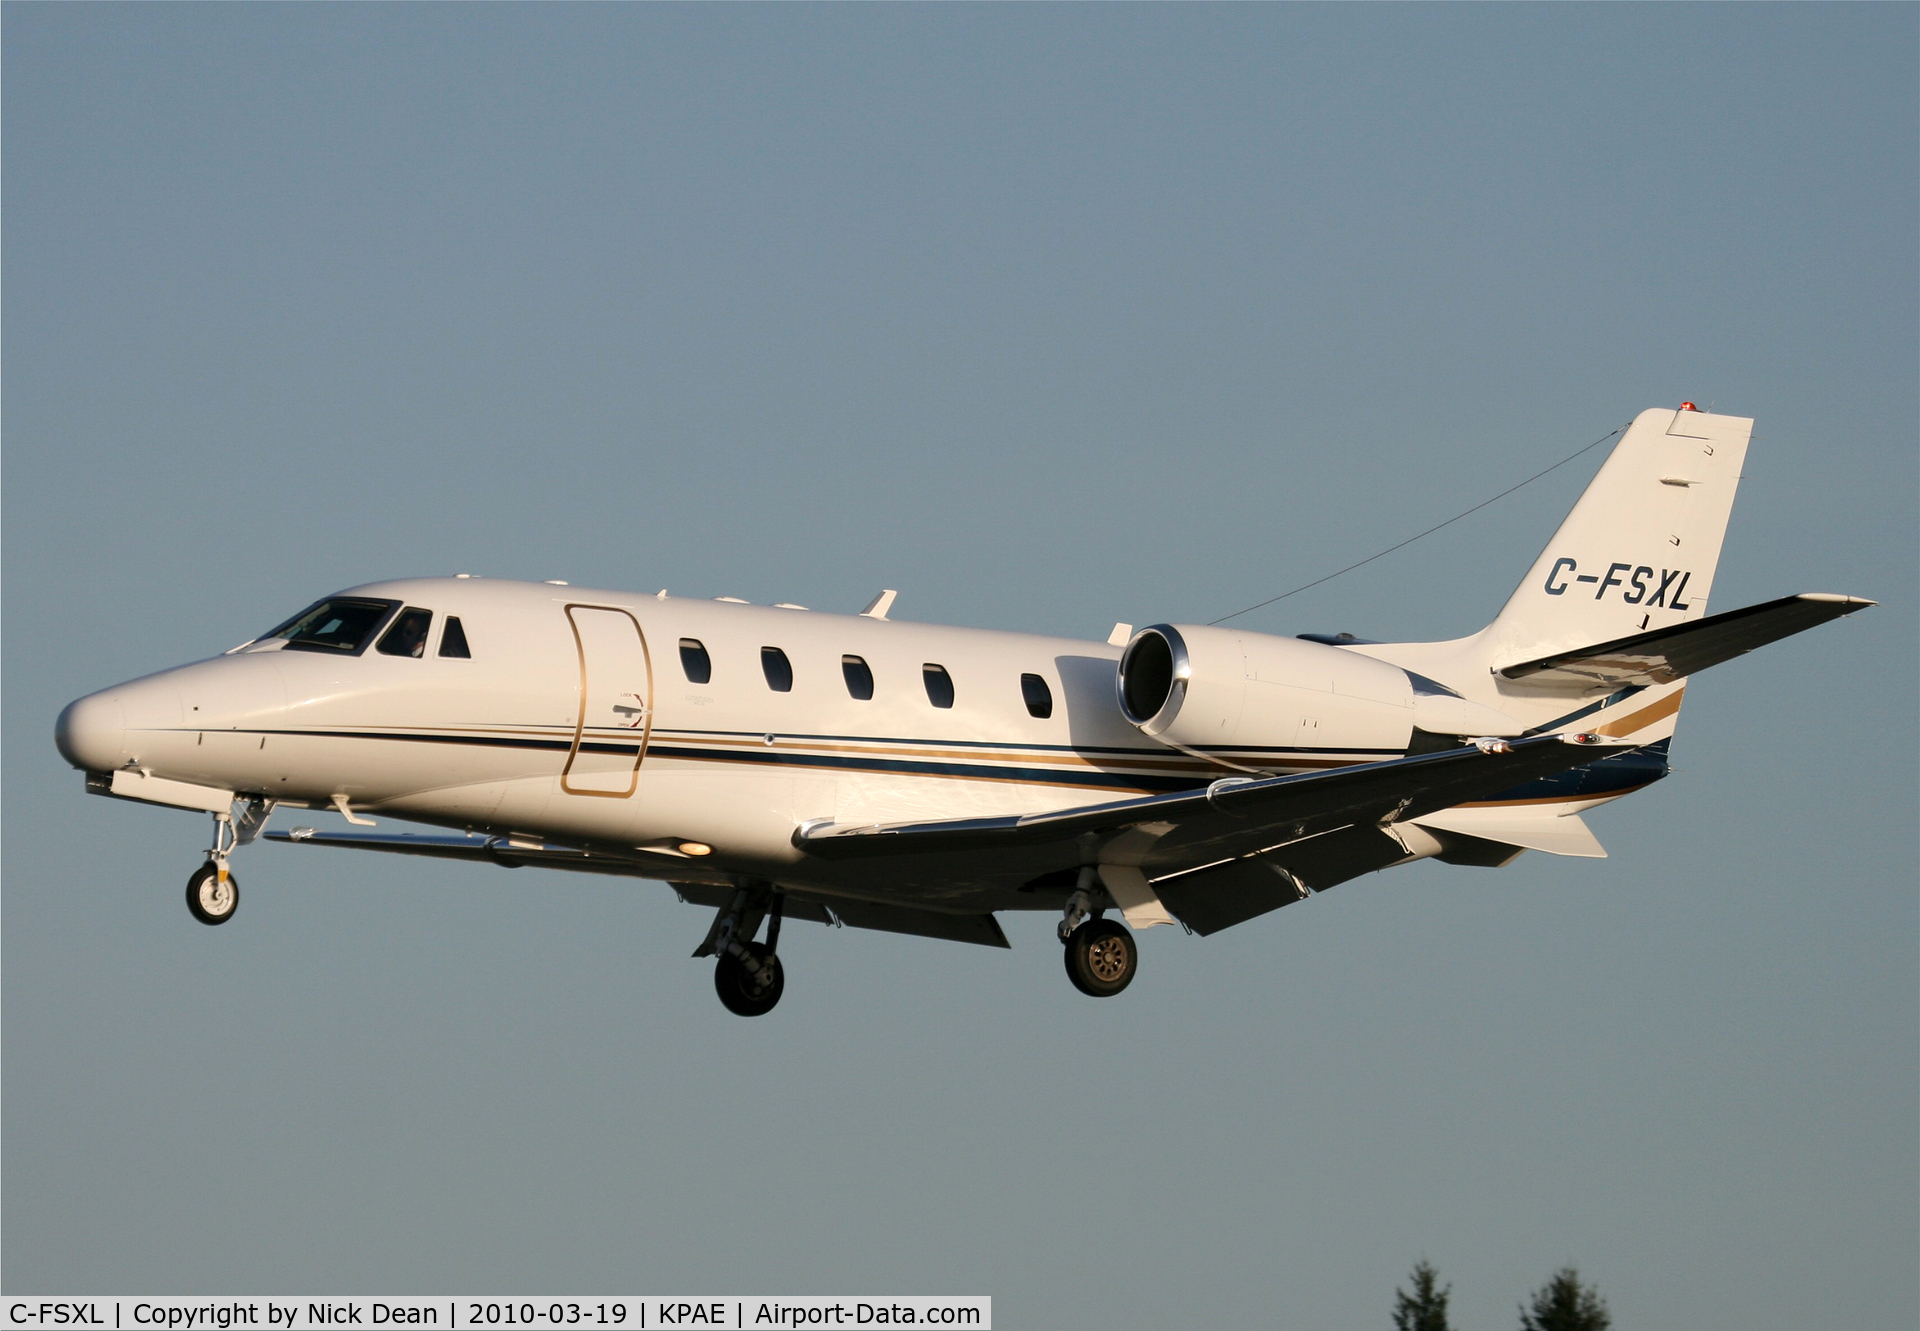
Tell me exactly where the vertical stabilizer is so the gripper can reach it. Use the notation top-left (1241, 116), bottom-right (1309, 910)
top-left (1484, 406), bottom-right (1752, 673)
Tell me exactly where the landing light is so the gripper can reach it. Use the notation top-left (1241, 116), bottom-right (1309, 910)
top-left (678, 842), bottom-right (713, 856)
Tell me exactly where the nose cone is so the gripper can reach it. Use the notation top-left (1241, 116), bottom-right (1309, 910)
top-left (56, 690), bottom-right (127, 772)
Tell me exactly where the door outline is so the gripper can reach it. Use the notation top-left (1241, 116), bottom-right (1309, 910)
top-left (560, 603), bottom-right (654, 798)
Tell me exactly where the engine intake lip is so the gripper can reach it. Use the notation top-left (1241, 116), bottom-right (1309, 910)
top-left (1117, 624), bottom-right (1190, 735)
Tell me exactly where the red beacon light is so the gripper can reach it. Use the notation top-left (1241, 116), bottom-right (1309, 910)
top-left (1680, 401), bottom-right (1699, 411)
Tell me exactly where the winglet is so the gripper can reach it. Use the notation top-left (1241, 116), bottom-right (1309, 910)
top-left (860, 590), bottom-right (898, 619)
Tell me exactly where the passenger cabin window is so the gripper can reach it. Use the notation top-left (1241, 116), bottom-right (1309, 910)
top-left (923, 663), bottom-right (955, 709)
top-left (1021, 673), bottom-right (1053, 719)
top-left (265, 598), bottom-right (398, 655)
top-left (377, 607), bottom-right (433, 658)
top-left (842, 655), bottom-right (874, 701)
top-left (439, 616), bottom-right (471, 659)
top-left (761, 647), bottom-right (793, 693)
top-left (680, 638), bottom-right (712, 684)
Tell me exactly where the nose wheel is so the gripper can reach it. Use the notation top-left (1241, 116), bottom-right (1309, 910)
top-left (186, 861), bottom-right (239, 925)
top-left (1064, 917), bottom-right (1136, 997)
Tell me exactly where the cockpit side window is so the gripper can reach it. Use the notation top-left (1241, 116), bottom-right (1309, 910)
top-left (267, 598), bottom-right (400, 655)
top-left (439, 616), bottom-right (472, 659)
top-left (377, 607), bottom-right (434, 658)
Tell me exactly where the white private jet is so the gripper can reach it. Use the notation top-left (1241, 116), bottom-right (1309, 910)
top-left (56, 406), bottom-right (1871, 1014)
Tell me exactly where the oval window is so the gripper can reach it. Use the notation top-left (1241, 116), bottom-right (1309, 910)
top-left (762, 647), bottom-right (793, 693)
top-left (1020, 672), bottom-right (1053, 719)
top-left (842, 655), bottom-right (874, 701)
top-left (922, 663), bottom-right (954, 709)
top-left (680, 638), bottom-right (712, 684)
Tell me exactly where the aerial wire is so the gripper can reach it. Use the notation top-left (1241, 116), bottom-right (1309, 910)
top-left (1207, 420), bottom-right (1631, 626)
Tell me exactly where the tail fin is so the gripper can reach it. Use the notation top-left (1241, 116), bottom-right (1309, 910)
top-left (1484, 406), bottom-right (1752, 674)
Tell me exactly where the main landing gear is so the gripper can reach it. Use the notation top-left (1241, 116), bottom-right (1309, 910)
top-left (696, 884), bottom-right (786, 1017)
top-left (185, 798), bottom-right (271, 926)
top-left (1059, 875), bottom-right (1138, 997)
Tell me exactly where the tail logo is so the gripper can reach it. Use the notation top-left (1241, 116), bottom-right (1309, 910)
top-left (1544, 557), bottom-right (1692, 609)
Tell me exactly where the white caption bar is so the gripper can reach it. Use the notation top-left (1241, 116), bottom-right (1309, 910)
top-left (4, 1302), bottom-right (988, 1331)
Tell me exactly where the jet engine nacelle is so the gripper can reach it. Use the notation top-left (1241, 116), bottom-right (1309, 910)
top-left (1116, 624), bottom-right (1526, 757)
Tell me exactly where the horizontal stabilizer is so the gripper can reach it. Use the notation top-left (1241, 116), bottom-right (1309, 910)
top-left (1411, 806), bottom-right (1606, 858)
top-left (1498, 593), bottom-right (1873, 691)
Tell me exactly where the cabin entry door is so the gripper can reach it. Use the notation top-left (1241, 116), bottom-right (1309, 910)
top-left (560, 605), bottom-right (653, 797)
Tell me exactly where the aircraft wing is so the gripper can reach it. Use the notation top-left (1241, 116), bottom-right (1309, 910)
top-left (269, 735), bottom-right (1622, 944)
top-left (798, 731), bottom-right (1624, 874)
top-left (1498, 592), bottom-right (1874, 690)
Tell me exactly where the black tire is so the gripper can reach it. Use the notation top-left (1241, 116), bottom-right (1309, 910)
top-left (186, 863), bottom-right (239, 926)
top-left (1064, 917), bottom-right (1135, 997)
top-left (714, 942), bottom-right (784, 1017)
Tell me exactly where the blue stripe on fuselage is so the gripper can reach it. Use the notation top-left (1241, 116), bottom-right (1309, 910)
top-left (1478, 738), bottom-right (1670, 802)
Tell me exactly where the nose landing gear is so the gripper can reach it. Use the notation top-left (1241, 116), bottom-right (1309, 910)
top-left (184, 798), bottom-right (271, 926)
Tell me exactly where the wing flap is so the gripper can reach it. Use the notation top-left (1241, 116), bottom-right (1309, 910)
top-left (1411, 807), bottom-right (1606, 858)
top-left (828, 900), bottom-right (1012, 948)
top-left (668, 880), bottom-right (1009, 948)
top-left (1153, 856), bottom-right (1308, 936)
top-left (1153, 824), bottom-right (1414, 936)
top-left (1498, 592), bottom-right (1873, 691)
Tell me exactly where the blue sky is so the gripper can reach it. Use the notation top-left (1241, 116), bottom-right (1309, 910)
top-left (5, 6), bottom-right (1914, 1326)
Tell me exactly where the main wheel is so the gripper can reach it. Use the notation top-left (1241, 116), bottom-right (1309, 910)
top-left (1064, 918), bottom-right (1135, 997)
top-left (186, 863), bottom-right (239, 926)
top-left (714, 943), bottom-right (784, 1017)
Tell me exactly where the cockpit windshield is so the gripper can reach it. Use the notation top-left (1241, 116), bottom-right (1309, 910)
top-left (260, 598), bottom-right (399, 655)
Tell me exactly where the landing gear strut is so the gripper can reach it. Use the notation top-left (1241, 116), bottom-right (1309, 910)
top-left (185, 798), bottom-right (271, 926)
top-left (697, 884), bottom-right (786, 1016)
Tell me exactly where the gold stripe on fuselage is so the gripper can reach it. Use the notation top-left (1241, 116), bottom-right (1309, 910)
top-left (1594, 687), bottom-right (1684, 738)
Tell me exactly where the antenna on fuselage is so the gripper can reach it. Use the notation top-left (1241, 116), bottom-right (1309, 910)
top-left (860, 590), bottom-right (898, 620)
